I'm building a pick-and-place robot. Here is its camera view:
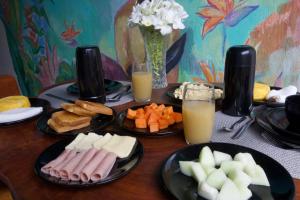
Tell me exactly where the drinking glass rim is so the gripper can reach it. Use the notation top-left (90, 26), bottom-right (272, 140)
top-left (183, 82), bottom-right (215, 101)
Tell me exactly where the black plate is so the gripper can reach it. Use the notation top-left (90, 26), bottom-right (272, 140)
top-left (161, 143), bottom-right (295, 200)
top-left (34, 136), bottom-right (143, 187)
top-left (266, 108), bottom-right (300, 138)
top-left (166, 85), bottom-right (223, 106)
top-left (37, 108), bottom-right (115, 136)
top-left (253, 86), bottom-right (300, 107)
top-left (67, 79), bottom-right (123, 95)
top-left (116, 103), bottom-right (183, 137)
top-left (254, 106), bottom-right (300, 146)
top-left (0, 97), bottom-right (50, 126)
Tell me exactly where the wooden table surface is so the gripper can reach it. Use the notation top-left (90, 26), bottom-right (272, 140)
top-left (0, 84), bottom-right (299, 200)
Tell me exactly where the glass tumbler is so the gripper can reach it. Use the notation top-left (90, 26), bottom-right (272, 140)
top-left (182, 83), bottom-right (215, 144)
top-left (132, 63), bottom-right (152, 102)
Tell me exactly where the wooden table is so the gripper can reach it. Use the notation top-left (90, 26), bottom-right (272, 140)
top-left (0, 85), bottom-right (300, 200)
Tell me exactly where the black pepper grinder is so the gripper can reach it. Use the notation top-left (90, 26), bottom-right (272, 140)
top-left (222, 45), bottom-right (256, 116)
top-left (76, 46), bottom-right (106, 103)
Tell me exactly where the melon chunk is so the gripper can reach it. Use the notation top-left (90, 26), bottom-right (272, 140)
top-left (179, 161), bottom-right (195, 176)
top-left (239, 186), bottom-right (252, 200)
top-left (217, 179), bottom-right (241, 200)
top-left (213, 151), bottom-right (232, 166)
top-left (234, 153), bottom-right (256, 167)
top-left (198, 182), bottom-right (219, 200)
top-left (244, 164), bottom-right (270, 186)
top-left (220, 161), bottom-right (244, 174)
top-left (199, 146), bottom-right (215, 168)
top-left (206, 169), bottom-right (227, 190)
top-left (203, 165), bottom-right (216, 175)
top-left (228, 169), bottom-right (251, 188)
top-left (191, 162), bottom-right (207, 183)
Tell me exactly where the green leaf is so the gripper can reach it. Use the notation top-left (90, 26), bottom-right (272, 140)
top-left (55, 61), bottom-right (75, 83)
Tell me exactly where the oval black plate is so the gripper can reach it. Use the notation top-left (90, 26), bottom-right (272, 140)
top-left (161, 143), bottom-right (295, 200)
top-left (166, 85), bottom-right (223, 106)
top-left (253, 86), bottom-right (300, 107)
top-left (67, 79), bottom-right (123, 95)
top-left (116, 103), bottom-right (183, 137)
top-left (34, 137), bottom-right (143, 187)
top-left (37, 108), bottom-right (115, 136)
top-left (266, 108), bottom-right (300, 138)
top-left (0, 97), bottom-right (50, 126)
top-left (254, 106), bottom-right (300, 146)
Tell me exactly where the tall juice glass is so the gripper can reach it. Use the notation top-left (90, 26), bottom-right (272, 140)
top-left (182, 83), bottom-right (215, 144)
top-left (132, 63), bottom-right (152, 102)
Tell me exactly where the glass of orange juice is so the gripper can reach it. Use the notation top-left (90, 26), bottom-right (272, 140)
top-left (182, 83), bottom-right (215, 144)
top-left (132, 62), bottom-right (152, 102)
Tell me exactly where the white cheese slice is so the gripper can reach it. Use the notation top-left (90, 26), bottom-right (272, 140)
top-left (102, 135), bottom-right (136, 158)
top-left (93, 133), bottom-right (113, 149)
top-left (65, 133), bottom-right (86, 150)
top-left (75, 132), bottom-right (102, 151)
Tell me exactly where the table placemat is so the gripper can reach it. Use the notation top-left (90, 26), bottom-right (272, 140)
top-left (213, 111), bottom-right (300, 179)
top-left (39, 82), bottom-right (133, 109)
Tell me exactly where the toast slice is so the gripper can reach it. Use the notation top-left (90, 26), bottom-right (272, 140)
top-left (75, 100), bottom-right (113, 115)
top-left (61, 103), bottom-right (96, 116)
top-left (47, 118), bottom-right (90, 133)
top-left (51, 110), bottom-right (91, 126)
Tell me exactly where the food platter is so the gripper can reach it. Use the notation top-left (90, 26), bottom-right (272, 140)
top-left (37, 108), bottom-right (115, 136)
top-left (161, 143), bottom-right (295, 200)
top-left (34, 136), bottom-right (143, 187)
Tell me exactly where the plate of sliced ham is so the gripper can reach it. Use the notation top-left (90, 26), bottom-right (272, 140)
top-left (34, 133), bottom-right (143, 187)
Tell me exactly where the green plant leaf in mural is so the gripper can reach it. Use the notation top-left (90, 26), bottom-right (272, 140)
top-left (55, 61), bottom-right (75, 83)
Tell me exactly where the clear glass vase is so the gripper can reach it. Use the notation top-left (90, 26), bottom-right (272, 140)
top-left (140, 26), bottom-right (168, 89)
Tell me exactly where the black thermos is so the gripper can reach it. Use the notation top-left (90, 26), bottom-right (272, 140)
top-left (222, 45), bottom-right (256, 116)
top-left (76, 46), bottom-right (106, 103)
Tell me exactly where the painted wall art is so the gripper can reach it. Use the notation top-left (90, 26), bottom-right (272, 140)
top-left (0, 0), bottom-right (299, 96)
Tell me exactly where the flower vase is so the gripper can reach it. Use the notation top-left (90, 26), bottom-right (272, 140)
top-left (141, 27), bottom-right (168, 89)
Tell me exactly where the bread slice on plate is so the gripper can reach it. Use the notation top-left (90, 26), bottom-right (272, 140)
top-left (75, 100), bottom-right (113, 115)
top-left (47, 118), bottom-right (90, 133)
top-left (51, 110), bottom-right (91, 126)
top-left (61, 103), bottom-right (96, 116)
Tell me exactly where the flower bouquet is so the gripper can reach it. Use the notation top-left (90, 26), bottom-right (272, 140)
top-left (129, 0), bottom-right (188, 89)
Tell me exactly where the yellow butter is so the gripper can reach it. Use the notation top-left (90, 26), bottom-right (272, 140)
top-left (253, 83), bottom-right (270, 101)
top-left (0, 96), bottom-right (31, 112)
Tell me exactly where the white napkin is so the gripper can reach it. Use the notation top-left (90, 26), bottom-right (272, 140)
top-left (0, 107), bottom-right (43, 123)
top-left (266, 85), bottom-right (298, 103)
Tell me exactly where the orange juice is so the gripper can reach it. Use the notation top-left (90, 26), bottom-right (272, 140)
top-left (182, 100), bottom-right (215, 144)
top-left (132, 72), bottom-right (152, 102)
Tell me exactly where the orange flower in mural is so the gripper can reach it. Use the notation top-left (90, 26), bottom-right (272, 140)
top-left (198, 0), bottom-right (234, 37)
top-left (197, 0), bottom-right (258, 38)
top-left (61, 21), bottom-right (81, 47)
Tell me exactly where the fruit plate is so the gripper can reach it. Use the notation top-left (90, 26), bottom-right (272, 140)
top-left (66, 79), bottom-right (123, 95)
top-left (116, 103), bottom-right (183, 137)
top-left (161, 143), bottom-right (295, 200)
top-left (37, 108), bottom-right (115, 136)
top-left (34, 136), bottom-right (143, 187)
top-left (0, 97), bottom-right (50, 126)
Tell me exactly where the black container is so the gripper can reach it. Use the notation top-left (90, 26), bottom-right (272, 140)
top-left (285, 95), bottom-right (300, 127)
top-left (76, 46), bottom-right (106, 103)
top-left (222, 45), bottom-right (256, 116)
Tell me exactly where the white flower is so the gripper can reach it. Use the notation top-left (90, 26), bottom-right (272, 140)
top-left (128, 0), bottom-right (188, 35)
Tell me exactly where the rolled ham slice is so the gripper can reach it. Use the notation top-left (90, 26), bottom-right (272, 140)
top-left (70, 148), bottom-right (98, 181)
top-left (91, 152), bottom-right (117, 182)
top-left (80, 149), bottom-right (108, 182)
top-left (41, 149), bottom-right (71, 174)
top-left (59, 150), bottom-right (87, 180)
top-left (49, 150), bottom-right (77, 178)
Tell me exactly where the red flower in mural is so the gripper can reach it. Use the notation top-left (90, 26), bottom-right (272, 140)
top-left (198, 0), bottom-right (258, 38)
top-left (61, 21), bottom-right (81, 47)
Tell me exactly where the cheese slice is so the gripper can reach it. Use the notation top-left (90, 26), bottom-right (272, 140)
top-left (102, 135), bottom-right (136, 158)
top-left (75, 132), bottom-right (102, 151)
top-left (93, 133), bottom-right (113, 149)
top-left (65, 133), bottom-right (86, 150)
